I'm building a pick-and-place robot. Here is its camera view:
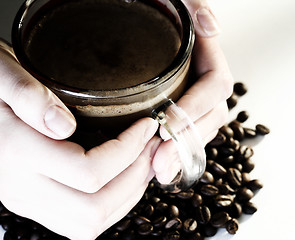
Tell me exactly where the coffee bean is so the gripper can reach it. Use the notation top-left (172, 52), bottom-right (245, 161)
top-left (168, 205), bottom-right (179, 218)
top-left (230, 123), bottom-right (245, 141)
top-left (235, 163), bottom-right (243, 172)
top-left (0, 208), bottom-right (13, 218)
top-left (191, 194), bottom-right (203, 208)
top-left (227, 168), bottom-right (242, 187)
top-left (137, 223), bottom-right (153, 236)
top-left (219, 147), bottom-right (235, 157)
top-left (165, 218), bottom-right (182, 230)
top-left (244, 127), bottom-right (257, 138)
top-left (200, 171), bottom-right (214, 184)
top-left (215, 194), bottom-right (234, 208)
top-left (151, 197), bottom-right (161, 204)
top-left (218, 184), bottom-right (236, 195)
top-left (226, 138), bottom-right (240, 151)
top-left (203, 225), bottom-right (218, 237)
top-left (221, 155), bottom-right (235, 165)
top-left (226, 218), bottom-right (239, 234)
top-left (155, 202), bottom-right (168, 213)
top-left (246, 179), bottom-right (263, 191)
top-left (206, 147), bottom-right (218, 159)
top-left (211, 161), bottom-right (227, 177)
top-left (256, 124), bottom-right (270, 135)
top-left (234, 82), bottom-right (247, 96)
top-left (228, 120), bottom-right (240, 128)
top-left (122, 229), bottom-right (136, 240)
top-left (236, 187), bottom-right (254, 202)
top-left (142, 204), bottom-right (154, 217)
top-left (195, 206), bottom-right (211, 224)
top-left (183, 218), bottom-right (197, 232)
top-left (238, 145), bottom-right (254, 160)
top-left (208, 132), bottom-right (226, 147)
top-left (188, 232), bottom-right (204, 240)
top-left (210, 211), bottom-right (231, 228)
top-left (14, 224), bottom-right (30, 239)
top-left (3, 231), bottom-right (16, 240)
top-left (176, 189), bottom-right (194, 199)
top-left (220, 126), bottom-right (234, 138)
top-left (242, 159), bottom-right (255, 173)
top-left (227, 94), bottom-right (238, 109)
top-left (242, 172), bottom-right (251, 184)
top-left (229, 202), bottom-right (243, 218)
top-left (115, 219), bottom-right (131, 231)
top-left (163, 230), bottom-right (180, 240)
top-left (151, 229), bottom-right (162, 237)
top-left (214, 178), bottom-right (223, 187)
top-left (236, 110), bottom-right (249, 123)
top-left (242, 201), bottom-right (257, 214)
top-left (200, 184), bottom-right (219, 197)
top-left (134, 216), bottom-right (151, 225)
top-left (126, 210), bottom-right (137, 219)
top-left (152, 216), bottom-right (167, 228)
top-left (30, 232), bottom-right (42, 240)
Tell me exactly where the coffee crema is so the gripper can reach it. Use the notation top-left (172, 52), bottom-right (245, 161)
top-left (24, 0), bottom-right (181, 90)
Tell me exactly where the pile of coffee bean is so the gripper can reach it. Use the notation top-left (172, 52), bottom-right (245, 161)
top-left (0, 82), bottom-right (269, 240)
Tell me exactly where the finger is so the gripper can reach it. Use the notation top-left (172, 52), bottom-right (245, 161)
top-left (98, 137), bottom-right (161, 233)
top-left (0, 45), bottom-right (76, 140)
top-left (182, 0), bottom-right (220, 38)
top-left (24, 117), bottom-right (159, 193)
top-left (176, 42), bottom-right (233, 123)
top-left (193, 101), bottom-right (228, 142)
top-left (153, 101), bottom-right (228, 184)
top-left (181, 0), bottom-right (233, 118)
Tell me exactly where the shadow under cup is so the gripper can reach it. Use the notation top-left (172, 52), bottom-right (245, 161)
top-left (12, 0), bottom-right (205, 192)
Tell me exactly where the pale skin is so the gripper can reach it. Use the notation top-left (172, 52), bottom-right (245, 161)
top-left (0, 0), bottom-right (233, 239)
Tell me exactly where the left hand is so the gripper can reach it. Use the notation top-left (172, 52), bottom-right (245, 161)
top-left (153, 0), bottom-right (234, 184)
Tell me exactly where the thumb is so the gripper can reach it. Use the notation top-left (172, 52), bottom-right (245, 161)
top-left (182, 0), bottom-right (221, 38)
top-left (0, 44), bottom-right (76, 140)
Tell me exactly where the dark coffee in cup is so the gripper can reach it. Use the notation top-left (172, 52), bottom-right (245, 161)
top-left (23, 0), bottom-right (181, 91)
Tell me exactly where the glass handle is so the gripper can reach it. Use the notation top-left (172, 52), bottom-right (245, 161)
top-left (152, 99), bottom-right (206, 193)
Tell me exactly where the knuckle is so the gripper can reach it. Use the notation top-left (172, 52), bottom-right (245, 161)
top-left (9, 78), bottom-right (39, 105)
top-left (118, 127), bottom-right (143, 146)
top-left (79, 169), bottom-right (103, 193)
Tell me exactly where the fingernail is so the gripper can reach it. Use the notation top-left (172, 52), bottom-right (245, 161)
top-left (44, 105), bottom-right (76, 138)
top-left (159, 126), bottom-right (171, 141)
top-left (144, 119), bottom-right (159, 143)
top-left (156, 158), bottom-right (181, 185)
top-left (163, 158), bottom-right (181, 184)
top-left (195, 8), bottom-right (220, 37)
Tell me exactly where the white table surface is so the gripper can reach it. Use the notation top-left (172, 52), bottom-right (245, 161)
top-left (1, 0), bottom-right (295, 239)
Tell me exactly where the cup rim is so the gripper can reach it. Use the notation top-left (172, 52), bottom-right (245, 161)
top-left (12, 0), bottom-right (195, 100)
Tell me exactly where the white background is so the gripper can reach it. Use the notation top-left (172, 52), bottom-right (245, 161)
top-left (1, 0), bottom-right (295, 239)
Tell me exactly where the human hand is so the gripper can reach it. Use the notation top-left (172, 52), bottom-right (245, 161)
top-left (0, 42), bottom-right (160, 240)
top-left (152, 0), bottom-right (234, 184)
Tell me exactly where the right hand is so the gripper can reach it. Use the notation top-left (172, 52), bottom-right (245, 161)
top-left (0, 41), bottom-right (160, 240)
